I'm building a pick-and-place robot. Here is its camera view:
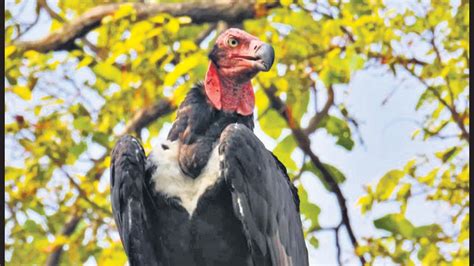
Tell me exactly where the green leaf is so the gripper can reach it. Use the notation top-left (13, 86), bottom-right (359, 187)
top-left (273, 134), bottom-right (297, 171)
top-left (73, 117), bottom-right (93, 132)
top-left (317, 115), bottom-right (354, 150)
top-left (418, 241), bottom-right (442, 264)
top-left (305, 162), bottom-right (346, 191)
top-left (323, 163), bottom-right (346, 183)
top-left (375, 169), bottom-right (404, 200)
top-left (93, 63), bottom-right (122, 84)
top-left (309, 236), bottom-right (319, 248)
top-left (298, 185), bottom-right (321, 232)
top-left (259, 109), bottom-right (286, 139)
top-left (415, 89), bottom-right (435, 110)
top-left (396, 183), bottom-right (411, 200)
top-left (24, 220), bottom-right (39, 233)
top-left (346, 46), bottom-right (365, 72)
top-left (286, 86), bottom-right (309, 122)
top-left (92, 132), bottom-right (110, 147)
top-left (413, 224), bottom-right (442, 239)
top-left (70, 142), bottom-right (87, 157)
top-left (374, 213), bottom-right (415, 238)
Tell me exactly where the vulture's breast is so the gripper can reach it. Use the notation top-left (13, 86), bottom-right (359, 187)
top-left (148, 139), bottom-right (223, 216)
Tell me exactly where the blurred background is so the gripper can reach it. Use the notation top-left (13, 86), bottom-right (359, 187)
top-left (4, 0), bottom-right (469, 265)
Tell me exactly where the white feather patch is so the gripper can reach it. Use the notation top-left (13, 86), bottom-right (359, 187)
top-left (149, 140), bottom-right (221, 216)
top-left (127, 198), bottom-right (132, 231)
top-left (237, 197), bottom-right (245, 218)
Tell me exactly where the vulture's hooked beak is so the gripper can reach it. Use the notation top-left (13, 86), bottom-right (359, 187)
top-left (254, 43), bottom-right (275, 72)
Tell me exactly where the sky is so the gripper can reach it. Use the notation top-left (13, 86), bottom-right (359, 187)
top-left (5, 0), bottom-right (464, 265)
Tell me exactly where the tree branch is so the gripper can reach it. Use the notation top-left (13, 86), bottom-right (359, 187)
top-left (262, 84), bottom-right (367, 265)
top-left (122, 98), bottom-right (175, 136)
top-left (304, 85), bottom-right (334, 135)
top-left (45, 214), bottom-right (81, 266)
top-left (38, 0), bottom-right (65, 22)
top-left (14, 0), bottom-right (279, 53)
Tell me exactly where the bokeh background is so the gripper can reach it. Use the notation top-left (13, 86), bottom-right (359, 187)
top-left (4, 0), bottom-right (469, 265)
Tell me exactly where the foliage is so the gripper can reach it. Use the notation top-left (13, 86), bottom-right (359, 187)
top-left (4, 0), bottom-right (468, 265)
top-left (353, 1), bottom-right (470, 264)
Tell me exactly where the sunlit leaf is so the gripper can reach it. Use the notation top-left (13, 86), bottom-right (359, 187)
top-left (375, 169), bottom-right (404, 200)
top-left (298, 185), bottom-right (321, 232)
top-left (260, 109), bottom-right (287, 139)
top-left (93, 63), bottom-right (122, 84)
top-left (12, 86), bottom-right (32, 100)
top-left (273, 134), bottom-right (297, 171)
top-left (435, 147), bottom-right (460, 163)
top-left (374, 213), bottom-right (415, 238)
top-left (357, 193), bottom-right (374, 214)
top-left (412, 224), bottom-right (442, 239)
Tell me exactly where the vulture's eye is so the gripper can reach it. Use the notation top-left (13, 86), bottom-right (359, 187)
top-left (227, 38), bottom-right (239, 47)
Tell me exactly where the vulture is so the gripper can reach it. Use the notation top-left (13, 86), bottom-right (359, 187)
top-left (111, 28), bottom-right (309, 266)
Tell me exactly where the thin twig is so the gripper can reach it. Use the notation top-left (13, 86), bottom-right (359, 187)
top-left (304, 85), bottom-right (334, 135)
top-left (292, 154), bottom-right (308, 181)
top-left (401, 65), bottom-right (469, 142)
top-left (11, 2), bottom-right (40, 42)
top-left (60, 167), bottom-right (112, 216)
top-left (335, 223), bottom-right (342, 266)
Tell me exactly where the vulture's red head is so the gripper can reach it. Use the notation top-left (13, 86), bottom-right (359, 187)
top-left (205, 28), bottom-right (275, 116)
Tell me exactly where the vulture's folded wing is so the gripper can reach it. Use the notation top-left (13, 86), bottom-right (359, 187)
top-left (110, 135), bottom-right (158, 265)
top-left (219, 124), bottom-right (309, 266)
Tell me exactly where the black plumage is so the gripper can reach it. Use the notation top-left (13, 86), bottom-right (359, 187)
top-left (219, 124), bottom-right (307, 265)
top-left (167, 83), bottom-right (254, 178)
top-left (111, 84), bottom-right (308, 265)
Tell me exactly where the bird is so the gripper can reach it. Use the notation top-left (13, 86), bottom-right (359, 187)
top-left (110, 28), bottom-right (309, 266)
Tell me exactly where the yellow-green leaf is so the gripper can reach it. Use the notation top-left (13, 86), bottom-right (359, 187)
top-left (12, 86), bottom-right (32, 100)
top-left (93, 63), bottom-right (122, 83)
top-left (375, 169), bottom-right (405, 200)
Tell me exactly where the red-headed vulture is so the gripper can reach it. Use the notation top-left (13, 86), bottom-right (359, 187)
top-left (111, 28), bottom-right (309, 266)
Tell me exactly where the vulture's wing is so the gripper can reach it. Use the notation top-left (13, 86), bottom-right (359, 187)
top-left (219, 124), bottom-right (309, 266)
top-left (110, 135), bottom-right (158, 265)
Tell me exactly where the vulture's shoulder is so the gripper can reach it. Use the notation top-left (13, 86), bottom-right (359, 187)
top-left (168, 83), bottom-right (214, 141)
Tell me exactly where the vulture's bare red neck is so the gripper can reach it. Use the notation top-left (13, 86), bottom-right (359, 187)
top-left (204, 62), bottom-right (254, 116)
